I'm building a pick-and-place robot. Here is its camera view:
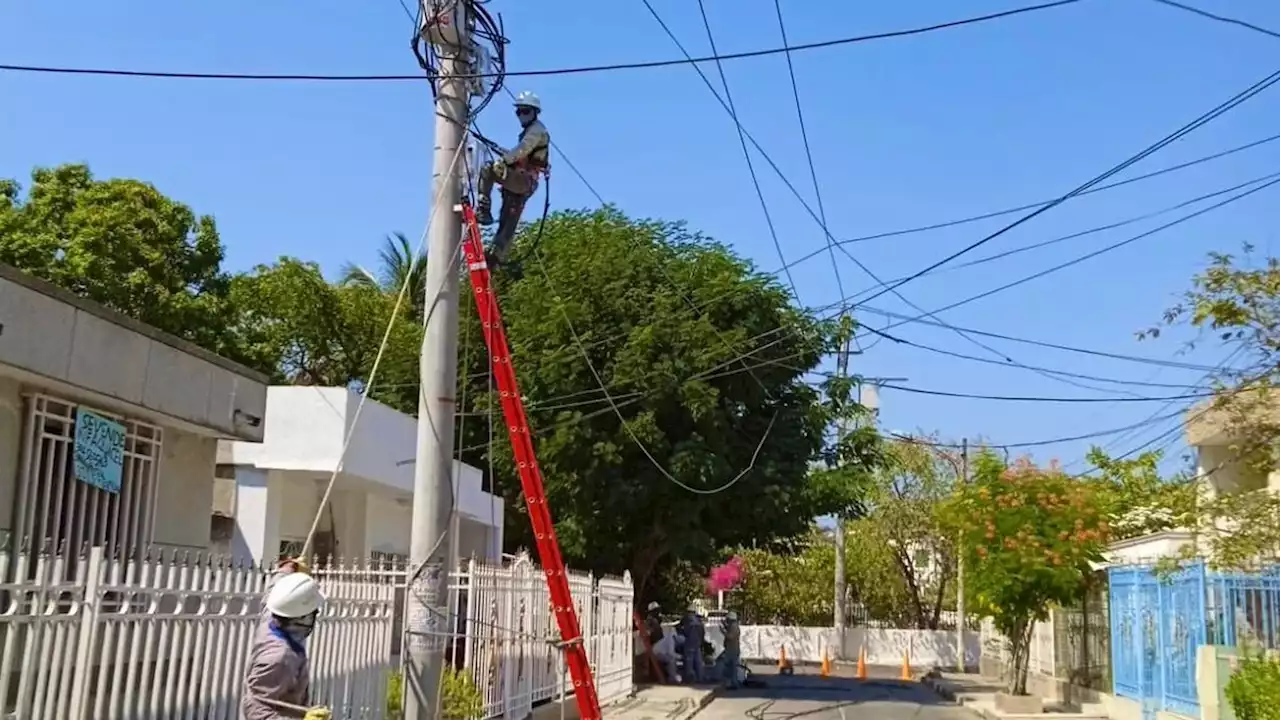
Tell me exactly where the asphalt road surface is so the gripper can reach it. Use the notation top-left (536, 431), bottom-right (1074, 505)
top-left (695, 667), bottom-right (979, 720)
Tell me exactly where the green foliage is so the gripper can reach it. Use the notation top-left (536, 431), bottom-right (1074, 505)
top-left (857, 437), bottom-right (960, 629)
top-left (229, 257), bottom-right (422, 412)
top-left (941, 453), bottom-right (1109, 695)
top-left (386, 671), bottom-right (404, 719)
top-left (1140, 246), bottom-right (1280, 567)
top-left (441, 666), bottom-right (485, 720)
top-left (0, 164), bottom-right (247, 364)
top-left (730, 531), bottom-right (835, 625)
top-left (452, 207), bottom-right (837, 599)
top-left (1085, 447), bottom-right (1198, 541)
top-left (1225, 655), bottom-right (1280, 720)
top-left (339, 232), bottom-right (427, 319)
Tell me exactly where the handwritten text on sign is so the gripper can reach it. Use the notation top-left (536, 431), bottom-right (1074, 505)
top-left (74, 408), bottom-right (125, 494)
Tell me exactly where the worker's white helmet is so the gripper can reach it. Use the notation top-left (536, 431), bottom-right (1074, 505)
top-left (726, 611), bottom-right (738, 621)
top-left (647, 601), bottom-right (660, 612)
top-left (513, 91), bottom-right (541, 111)
top-left (266, 573), bottom-right (325, 618)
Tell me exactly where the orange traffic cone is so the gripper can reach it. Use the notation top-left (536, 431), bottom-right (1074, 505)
top-left (820, 646), bottom-right (831, 678)
top-left (777, 645), bottom-right (794, 675)
top-left (856, 646), bottom-right (867, 680)
top-left (899, 648), bottom-right (912, 681)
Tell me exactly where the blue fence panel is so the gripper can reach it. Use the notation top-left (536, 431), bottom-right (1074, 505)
top-left (1109, 561), bottom-right (1280, 719)
top-left (1206, 568), bottom-right (1280, 650)
top-left (1160, 563), bottom-right (1207, 718)
top-left (1108, 565), bottom-right (1148, 701)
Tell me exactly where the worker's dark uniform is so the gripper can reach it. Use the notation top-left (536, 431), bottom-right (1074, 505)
top-left (477, 118), bottom-right (550, 265)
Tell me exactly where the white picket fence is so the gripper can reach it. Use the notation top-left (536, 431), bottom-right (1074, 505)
top-left (0, 544), bottom-right (399, 720)
top-left (451, 554), bottom-right (634, 720)
top-left (0, 543), bottom-right (633, 720)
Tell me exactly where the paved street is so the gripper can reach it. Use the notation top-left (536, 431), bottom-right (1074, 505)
top-left (693, 666), bottom-right (980, 720)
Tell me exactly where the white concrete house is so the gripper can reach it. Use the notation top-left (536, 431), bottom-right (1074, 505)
top-left (0, 263), bottom-right (269, 564)
top-left (215, 386), bottom-right (504, 565)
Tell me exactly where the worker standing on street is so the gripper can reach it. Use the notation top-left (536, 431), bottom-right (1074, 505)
top-left (678, 605), bottom-right (706, 684)
top-left (476, 91), bottom-right (550, 269)
top-left (242, 558), bottom-right (332, 720)
top-left (720, 611), bottom-right (742, 690)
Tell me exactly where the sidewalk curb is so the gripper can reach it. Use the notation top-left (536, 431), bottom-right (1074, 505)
top-left (681, 688), bottom-right (720, 720)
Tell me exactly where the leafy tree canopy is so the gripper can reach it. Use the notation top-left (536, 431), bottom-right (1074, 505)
top-left (1139, 246), bottom-right (1280, 567)
top-left (454, 207), bottom-right (841, 598)
top-left (0, 164), bottom-right (243, 361)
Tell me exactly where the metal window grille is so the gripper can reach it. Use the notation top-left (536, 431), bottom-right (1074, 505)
top-left (11, 394), bottom-right (162, 579)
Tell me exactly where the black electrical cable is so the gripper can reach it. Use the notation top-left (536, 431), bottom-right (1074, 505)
top-left (692, 0), bottom-right (797, 303)
top-left (643, 0), bottom-right (1135, 399)
top-left (855, 175), bottom-right (1280, 343)
top-left (880, 383), bottom-right (1214, 403)
top-left (1149, 0), bottom-right (1280, 41)
top-left (856, 67), bottom-right (1280, 304)
top-left (0, 0), bottom-right (1082, 83)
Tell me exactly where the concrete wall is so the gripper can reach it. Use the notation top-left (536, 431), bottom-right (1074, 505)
top-left (151, 427), bottom-right (219, 549)
top-left (0, 266), bottom-right (268, 443)
top-left (688, 624), bottom-right (979, 669)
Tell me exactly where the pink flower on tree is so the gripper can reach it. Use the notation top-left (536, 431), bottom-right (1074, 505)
top-left (706, 556), bottom-right (744, 593)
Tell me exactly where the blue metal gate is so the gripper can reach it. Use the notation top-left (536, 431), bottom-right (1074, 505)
top-left (1108, 563), bottom-right (1206, 719)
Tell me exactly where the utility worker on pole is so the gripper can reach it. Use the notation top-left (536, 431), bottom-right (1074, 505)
top-left (242, 558), bottom-right (332, 720)
top-left (476, 91), bottom-right (550, 269)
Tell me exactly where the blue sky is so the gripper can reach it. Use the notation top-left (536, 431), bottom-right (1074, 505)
top-left (4, 0), bottom-right (1279, 473)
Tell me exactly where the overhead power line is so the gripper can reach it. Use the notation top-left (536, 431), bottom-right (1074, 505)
top-left (642, 0), bottom-right (1136, 399)
top-left (877, 383), bottom-right (1213, 403)
top-left (857, 175), bottom-right (1280, 340)
top-left (855, 66), bottom-right (1280, 304)
top-left (1149, 0), bottom-right (1280, 41)
top-left (855, 305), bottom-right (1239, 373)
top-left (0, 1), bottom-right (1082, 83)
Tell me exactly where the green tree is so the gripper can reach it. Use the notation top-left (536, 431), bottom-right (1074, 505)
top-left (339, 232), bottom-right (427, 318)
top-left (453, 207), bottom-right (836, 600)
top-left (1085, 447), bottom-right (1197, 541)
top-left (731, 531), bottom-right (836, 625)
top-left (230, 257), bottom-right (421, 410)
top-left (0, 164), bottom-right (244, 362)
top-left (857, 437), bottom-right (961, 629)
top-left (941, 453), bottom-right (1109, 695)
top-left (1140, 246), bottom-right (1280, 566)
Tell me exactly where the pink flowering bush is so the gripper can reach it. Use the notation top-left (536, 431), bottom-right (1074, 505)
top-left (706, 556), bottom-right (744, 593)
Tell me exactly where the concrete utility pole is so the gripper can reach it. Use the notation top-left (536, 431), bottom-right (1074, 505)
top-left (406, 1), bottom-right (471, 717)
top-left (956, 437), bottom-right (968, 672)
top-left (832, 327), bottom-right (852, 657)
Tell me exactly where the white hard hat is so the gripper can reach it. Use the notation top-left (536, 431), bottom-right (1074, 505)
top-left (687, 603), bottom-right (699, 612)
top-left (726, 611), bottom-right (738, 621)
top-left (266, 573), bottom-right (325, 618)
top-left (513, 91), bottom-right (541, 111)
top-left (647, 601), bottom-right (660, 611)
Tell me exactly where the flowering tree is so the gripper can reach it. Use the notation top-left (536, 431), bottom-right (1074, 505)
top-left (706, 556), bottom-right (744, 594)
top-left (941, 454), bottom-right (1110, 695)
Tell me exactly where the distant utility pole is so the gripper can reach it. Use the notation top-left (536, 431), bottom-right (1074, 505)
top-left (956, 437), bottom-right (969, 672)
top-left (406, 1), bottom-right (471, 717)
top-left (832, 324), bottom-right (852, 658)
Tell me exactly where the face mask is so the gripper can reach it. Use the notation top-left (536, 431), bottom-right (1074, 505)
top-left (287, 614), bottom-right (317, 642)
top-left (516, 108), bottom-right (536, 126)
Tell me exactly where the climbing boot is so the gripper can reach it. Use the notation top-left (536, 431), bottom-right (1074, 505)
top-left (476, 203), bottom-right (495, 226)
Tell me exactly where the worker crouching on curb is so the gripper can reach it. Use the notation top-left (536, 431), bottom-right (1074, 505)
top-left (242, 558), bottom-right (332, 720)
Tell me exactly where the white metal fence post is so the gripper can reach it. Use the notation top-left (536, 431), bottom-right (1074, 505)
top-left (68, 546), bottom-right (105, 720)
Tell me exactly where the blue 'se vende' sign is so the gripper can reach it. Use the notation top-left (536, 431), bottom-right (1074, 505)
top-left (74, 408), bottom-right (125, 494)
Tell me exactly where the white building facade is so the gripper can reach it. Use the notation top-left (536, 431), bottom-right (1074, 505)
top-left (0, 264), bottom-right (268, 562)
top-left (215, 386), bottom-right (505, 565)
